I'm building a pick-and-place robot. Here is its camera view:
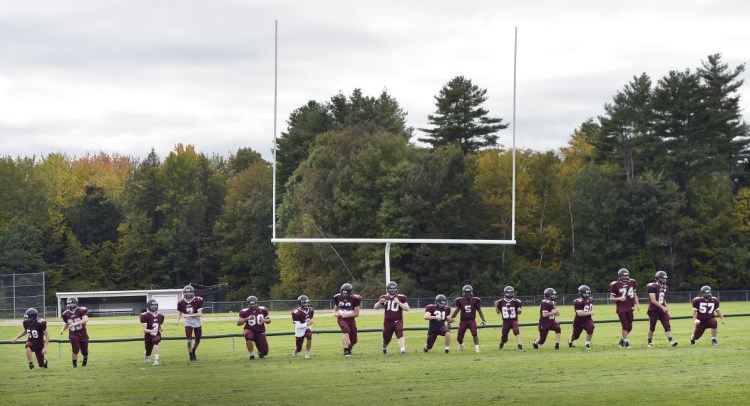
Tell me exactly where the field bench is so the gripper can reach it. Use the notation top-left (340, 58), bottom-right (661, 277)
top-left (89, 308), bottom-right (134, 317)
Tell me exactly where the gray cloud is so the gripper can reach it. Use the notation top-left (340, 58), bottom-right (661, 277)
top-left (1, 0), bottom-right (748, 162)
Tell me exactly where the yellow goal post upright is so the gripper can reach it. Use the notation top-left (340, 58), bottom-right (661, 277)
top-left (270, 21), bottom-right (518, 287)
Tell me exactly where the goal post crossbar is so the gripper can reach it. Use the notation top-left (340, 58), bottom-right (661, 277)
top-left (271, 238), bottom-right (516, 245)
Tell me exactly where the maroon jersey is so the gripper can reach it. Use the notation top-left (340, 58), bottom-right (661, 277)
top-left (538, 299), bottom-right (558, 327)
top-left (573, 297), bottom-right (594, 321)
top-left (692, 297), bottom-right (721, 321)
top-left (291, 307), bottom-right (315, 324)
top-left (609, 279), bottom-right (637, 313)
top-left (240, 306), bottom-right (270, 333)
top-left (647, 282), bottom-right (667, 311)
top-left (454, 297), bottom-right (482, 320)
top-left (425, 304), bottom-right (451, 332)
top-left (140, 311), bottom-right (165, 337)
top-left (177, 297), bottom-right (205, 315)
top-left (61, 307), bottom-right (89, 339)
top-left (22, 318), bottom-right (48, 346)
top-left (333, 293), bottom-right (362, 316)
top-left (378, 294), bottom-right (408, 321)
top-left (496, 298), bottom-right (522, 321)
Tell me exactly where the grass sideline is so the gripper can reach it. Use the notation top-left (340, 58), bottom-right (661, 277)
top-left (1, 302), bottom-right (749, 405)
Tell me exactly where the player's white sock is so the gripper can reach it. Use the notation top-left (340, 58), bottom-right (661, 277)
top-left (154, 354), bottom-right (159, 361)
top-left (400, 347), bottom-right (405, 353)
top-left (585, 341), bottom-right (590, 346)
top-left (144, 356), bottom-right (149, 363)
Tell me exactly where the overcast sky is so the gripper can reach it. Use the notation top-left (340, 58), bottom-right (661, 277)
top-left (2, 0), bottom-right (749, 162)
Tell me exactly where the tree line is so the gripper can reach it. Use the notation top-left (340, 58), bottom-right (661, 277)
top-left (1, 54), bottom-right (748, 303)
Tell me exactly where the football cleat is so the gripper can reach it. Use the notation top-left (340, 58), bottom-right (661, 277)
top-left (401, 350), bottom-right (407, 356)
top-left (568, 340), bottom-right (574, 348)
top-left (144, 356), bottom-right (149, 363)
top-left (249, 354), bottom-right (255, 360)
top-left (518, 345), bottom-right (523, 352)
top-left (458, 344), bottom-right (464, 351)
top-left (423, 347), bottom-right (428, 353)
top-left (43, 360), bottom-right (48, 368)
top-left (304, 353), bottom-right (310, 359)
top-left (647, 342), bottom-right (653, 348)
top-left (499, 343), bottom-right (504, 350)
top-left (554, 343), bottom-right (559, 350)
top-left (82, 357), bottom-right (87, 367)
top-left (711, 338), bottom-right (718, 345)
top-left (29, 363), bottom-right (34, 371)
top-left (382, 348), bottom-right (387, 355)
top-left (293, 351), bottom-right (298, 357)
top-left (153, 360), bottom-right (159, 366)
top-left (259, 354), bottom-right (264, 359)
top-left (445, 349), bottom-right (450, 354)
top-left (624, 341), bottom-right (630, 348)
top-left (585, 344), bottom-right (591, 350)
top-left (533, 341), bottom-right (539, 350)
top-left (690, 338), bottom-right (696, 345)
top-left (475, 347), bottom-right (480, 353)
top-left (670, 340), bottom-right (678, 347)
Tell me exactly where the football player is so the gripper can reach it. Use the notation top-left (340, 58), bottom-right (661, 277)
top-left (374, 281), bottom-right (410, 355)
top-left (494, 286), bottom-right (523, 351)
top-left (333, 283), bottom-right (362, 357)
top-left (647, 271), bottom-right (678, 347)
top-left (690, 286), bottom-right (726, 345)
top-left (533, 288), bottom-right (561, 350)
top-left (423, 294), bottom-right (454, 353)
top-left (568, 285), bottom-right (595, 350)
top-left (238, 295), bottom-right (271, 359)
top-left (175, 285), bottom-right (204, 361)
top-left (292, 295), bottom-right (314, 359)
top-left (140, 299), bottom-right (164, 366)
top-left (609, 268), bottom-right (640, 348)
top-left (11, 308), bottom-right (49, 370)
top-left (60, 296), bottom-right (90, 367)
top-left (449, 285), bottom-right (487, 352)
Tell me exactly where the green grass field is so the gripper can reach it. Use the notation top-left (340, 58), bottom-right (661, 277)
top-left (2, 302), bottom-right (749, 405)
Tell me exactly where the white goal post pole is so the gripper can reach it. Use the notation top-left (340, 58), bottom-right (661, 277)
top-left (512, 26), bottom-right (517, 242)
top-left (385, 242), bottom-right (391, 288)
top-left (272, 20), bottom-right (279, 240)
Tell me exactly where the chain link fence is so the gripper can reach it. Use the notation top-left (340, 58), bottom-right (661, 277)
top-left (204, 290), bottom-right (750, 314)
top-left (0, 272), bottom-right (45, 319)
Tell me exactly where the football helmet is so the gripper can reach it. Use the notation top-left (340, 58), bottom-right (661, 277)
top-left (297, 295), bottom-right (311, 309)
top-left (183, 285), bottom-right (195, 299)
top-left (25, 308), bottom-right (39, 322)
top-left (147, 298), bottom-right (159, 312)
top-left (618, 268), bottom-right (630, 283)
top-left (462, 285), bottom-right (473, 299)
top-left (578, 285), bottom-right (591, 298)
top-left (340, 283), bottom-right (353, 298)
top-left (543, 288), bottom-right (557, 301)
top-left (247, 295), bottom-right (259, 311)
top-left (66, 297), bottom-right (79, 311)
top-left (503, 286), bottom-right (515, 299)
top-left (700, 286), bottom-right (712, 300)
top-left (655, 271), bottom-right (668, 285)
top-left (435, 294), bottom-right (447, 308)
top-left (386, 281), bottom-right (398, 296)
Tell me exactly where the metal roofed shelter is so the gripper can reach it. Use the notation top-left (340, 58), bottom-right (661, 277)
top-left (56, 289), bottom-right (183, 317)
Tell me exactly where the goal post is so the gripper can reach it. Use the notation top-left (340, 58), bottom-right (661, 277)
top-left (270, 21), bottom-right (519, 289)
